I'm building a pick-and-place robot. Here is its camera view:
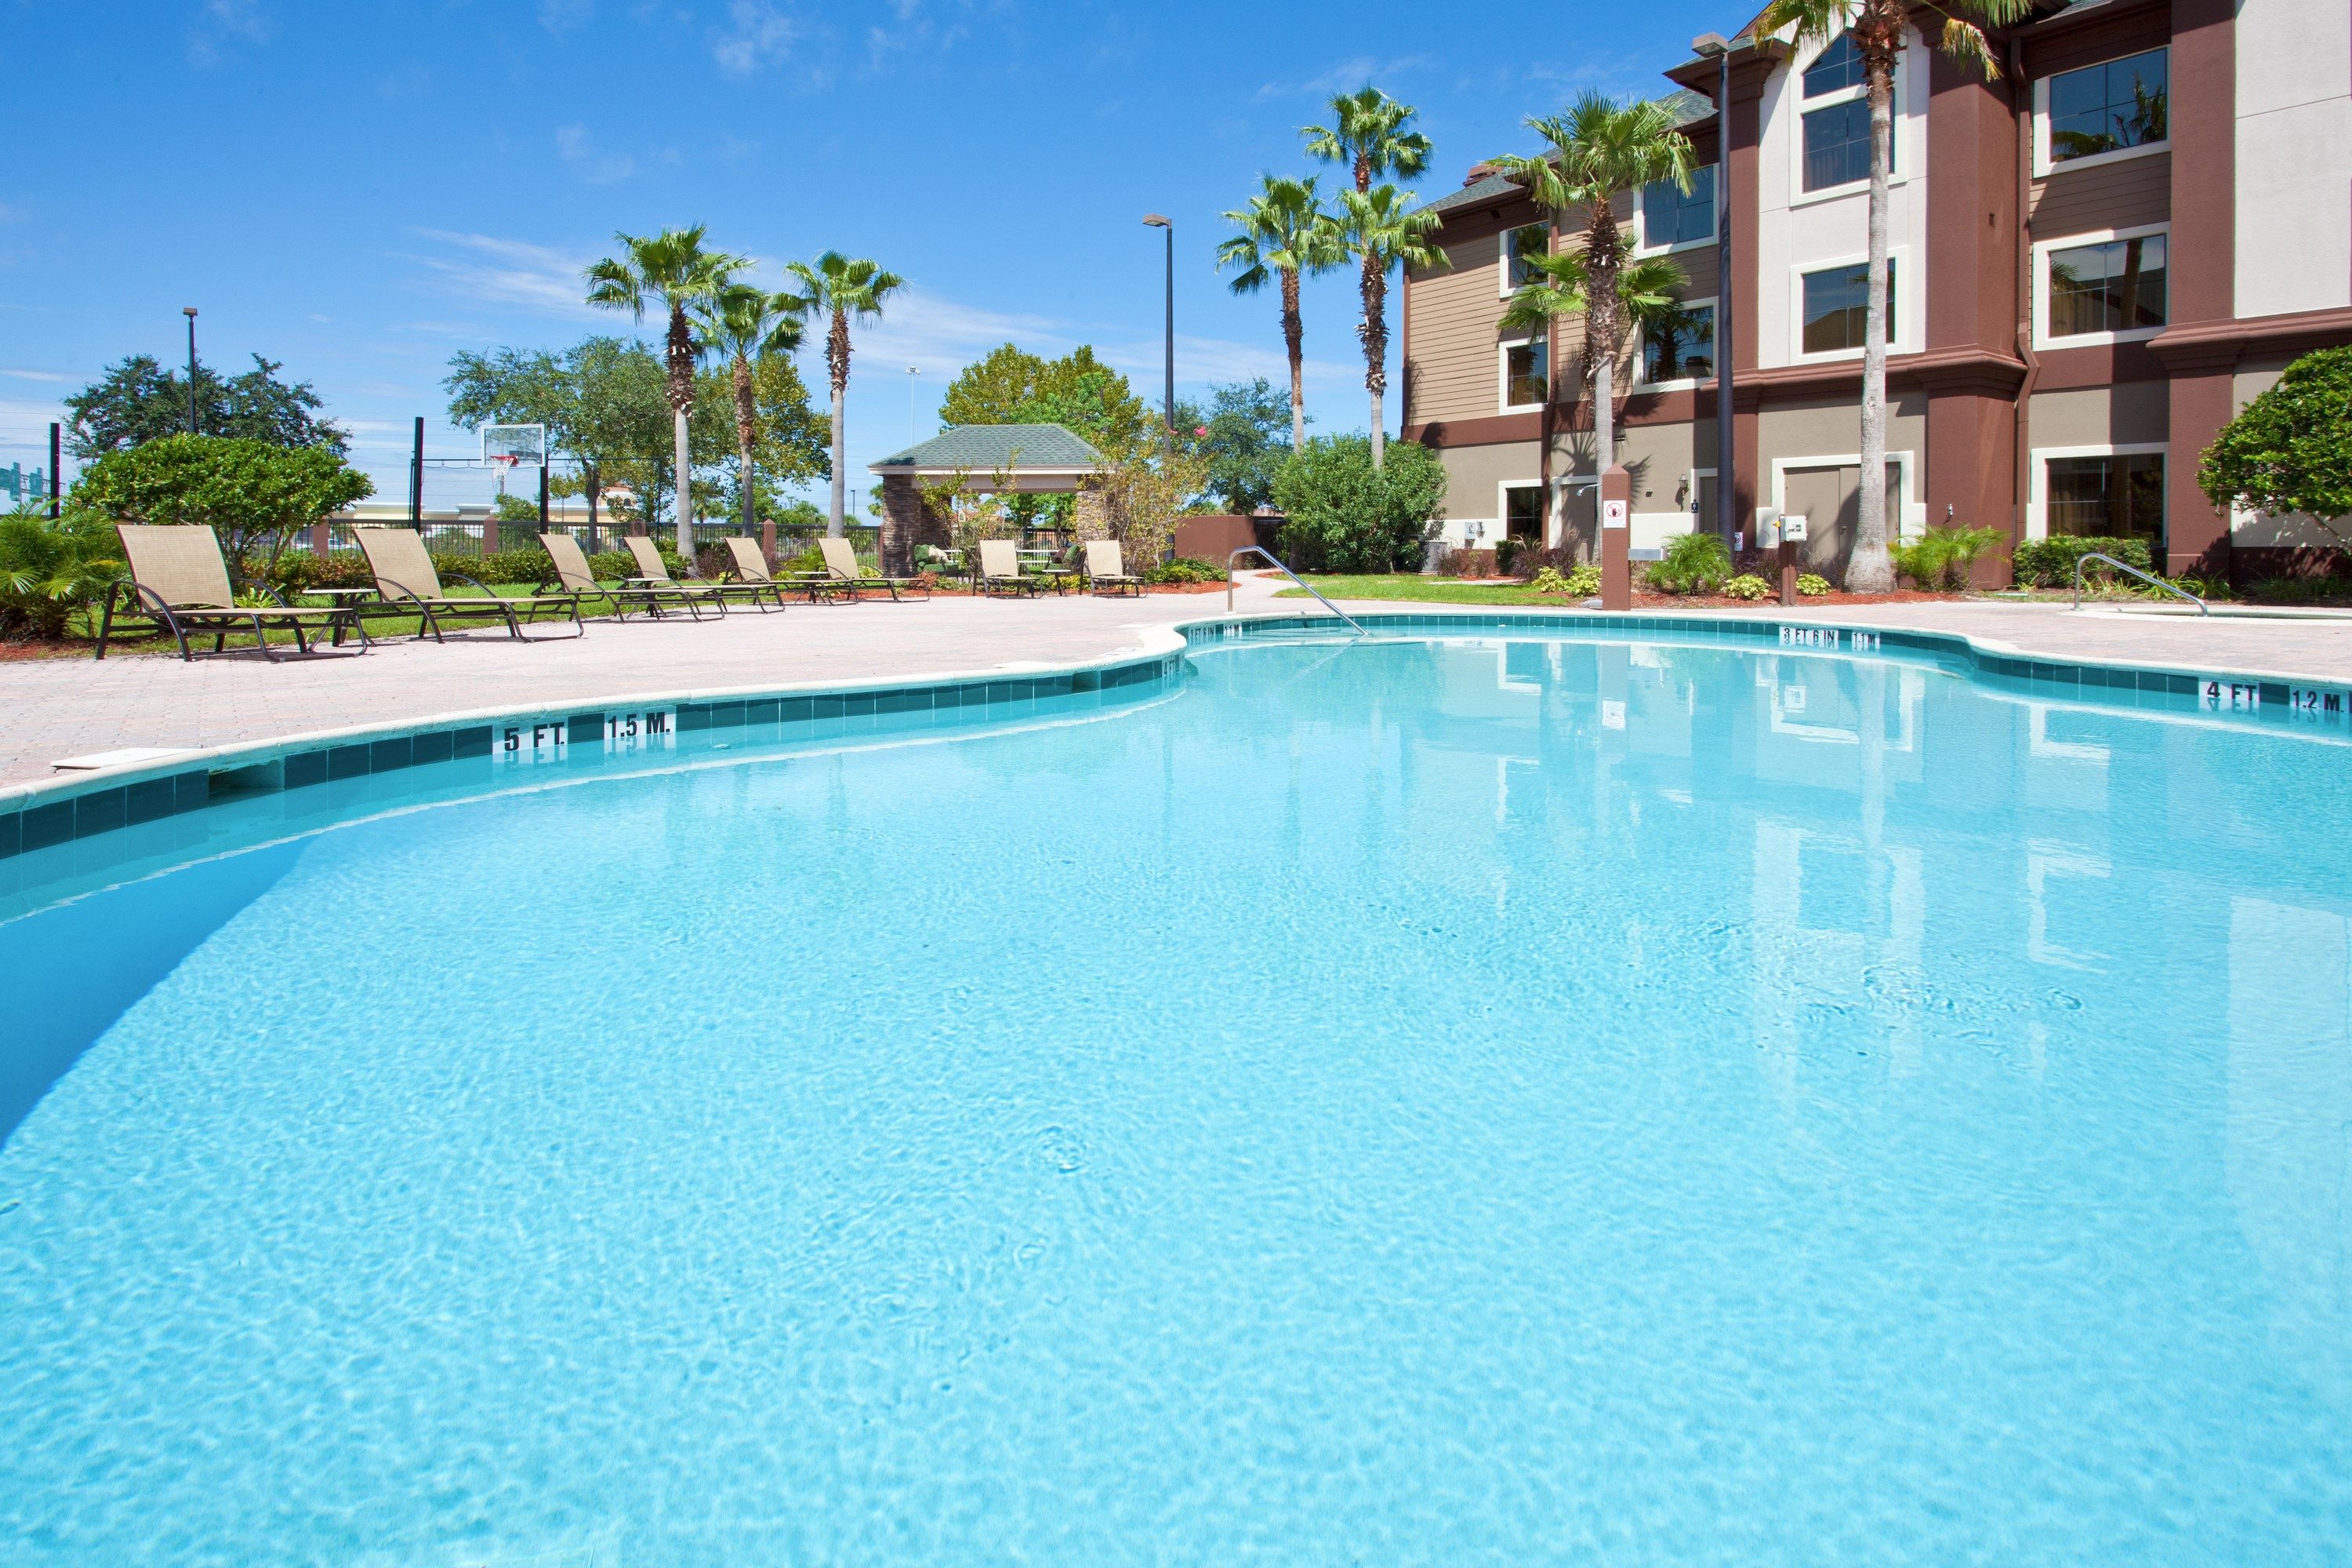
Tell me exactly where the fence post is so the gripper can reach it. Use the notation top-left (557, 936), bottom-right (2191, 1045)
top-left (483, 515), bottom-right (499, 556)
top-left (312, 520), bottom-right (329, 555)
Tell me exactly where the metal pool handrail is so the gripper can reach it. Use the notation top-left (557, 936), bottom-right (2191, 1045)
top-left (1227, 546), bottom-right (1370, 637)
top-left (2071, 551), bottom-right (2208, 615)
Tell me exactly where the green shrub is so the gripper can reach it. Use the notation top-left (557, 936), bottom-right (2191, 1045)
top-left (1146, 555), bottom-right (1227, 584)
top-left (1645, 532), bottom-right (1733, 594)
top-left (2245, 573), bottom-right (2351, 605)
top-left (1528, 562), bottom-right (1600, 597)
top-left (1272, 435), bottom-right (1448, 573)
top-left (2199, 344), bottom-right (2352, 543)
top-left (1889, 525), bottom-right (2004, 590)
top-left (71, 434), bottom-right (372, 582)
top-left (2009, 535), bottom-right (2151, 587)
top-left (1797, 573), bottom-right (1831, 597)
top-left (1722, 572), bottom-right (1770, 601)
top-left (271, 545), bottom-right (566, 591)
top-left (0, 502), bottom-right (122, 638)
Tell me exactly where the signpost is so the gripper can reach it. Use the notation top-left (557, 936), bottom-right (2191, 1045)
top-left (1599, 465), bottom-right (1632, 612)
top-left (1778, 515), bottom-right (1807, 606)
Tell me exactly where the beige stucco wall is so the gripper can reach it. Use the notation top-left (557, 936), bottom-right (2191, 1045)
top-left (1758, 394), bottom-right (1929, 533)
top-left (1434, 439), bottom-right (1541, 544)
top-left (2027, 382), bottom-right (2169, 448)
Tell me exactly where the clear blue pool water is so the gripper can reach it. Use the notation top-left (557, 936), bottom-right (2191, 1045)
top-left (4, 634), bottom-right (2351, 1566)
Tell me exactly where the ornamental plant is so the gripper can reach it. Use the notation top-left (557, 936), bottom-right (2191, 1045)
top-left (1272, 434), bottom-right (1446, 572)
top-left (1797, 572), bottom-right (1831, 597)
top-left (1646, 531), bottom-right (1733, 594)
top-left (1722, 573), bottom-right (1770, 601)
top-left (71, 434), bottom-right (373, 586)
top-left (2199, 345), bottom-right (2352, 547)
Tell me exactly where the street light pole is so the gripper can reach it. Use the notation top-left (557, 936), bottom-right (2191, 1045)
top-left (182, 307), bottom-right (200, 437)
top-left (1693, 33), bottom-right (1738, 548)
top-left (906, 365), bottom-right (920, 445)
top-left (1142, 215), bottom-right (1174, 448)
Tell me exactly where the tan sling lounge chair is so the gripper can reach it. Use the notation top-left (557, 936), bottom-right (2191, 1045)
top-left (540, 532), bottom-right (717, 621)
top-left (623, 536), bottom-right (768, 615)
top-left (714, 537), bottom-right (805, 610)
top-left (812, 535), bottom-right (927, 602)
top-left (99, 524), bottom-right (372, 661)
top-left (355, 526), bottom-right (584, 641)
top-left (1083, 539), bottom-right (1145, 597)
top-left (976, 539), bottom-right (1044, 598)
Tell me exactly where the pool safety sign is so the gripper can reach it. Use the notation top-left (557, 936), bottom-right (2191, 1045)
top-left (496, 709), bottom-right (676, 765)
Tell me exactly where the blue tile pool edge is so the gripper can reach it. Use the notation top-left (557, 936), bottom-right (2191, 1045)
top-left (6, 605), bottom-right (2347, 878)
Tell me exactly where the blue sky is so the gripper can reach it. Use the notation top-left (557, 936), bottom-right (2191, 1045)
top-left (2, 0), bottom-right (1718, 510)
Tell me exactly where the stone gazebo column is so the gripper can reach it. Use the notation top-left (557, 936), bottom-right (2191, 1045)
top-left (877, 474), bottom-right (951, 577)
top-left (1072, 481), bottom-right (1111, 543)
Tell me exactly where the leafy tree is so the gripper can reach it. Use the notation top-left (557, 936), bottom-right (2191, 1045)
top-left (1305, 88), bottom-right (1438, 468)
top-left (1499, 241), bottom-right (1690, 417)
top-left (695, 284), bottom-right (811, 535)
top-left (1272, 434), bottom-right (1447, 572)
top-left (2199, 345), bottom-right (2352, 546)
top-left (71, 434), bottom-right (372, 582)
top-left (1187, 379), bottom-right (1293, 513)
top-left (939, 343), bottom-right (1145, 455)
top-left (1749, 0), bottom-right (2025, 589)
top-left (1489, 94), bottom-right (1694, 480)
top-left (585, 225), bottom-right (744, 555)
top-left (445, 337), bottom-right (675, 532)
top-left (782, 251), bottom-right (906, 537)
top-left (0, 499), bottom-right (122, 639)
top-left (1217, 174), bottom-right (1342, 449)
top-left (65, 353), bottom-right (348, 458)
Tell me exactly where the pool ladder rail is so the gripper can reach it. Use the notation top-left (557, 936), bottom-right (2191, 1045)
top-left (2071, 551), bottom-right (2208, 615)
top-left (1226, 546), bottom-right (1371, 638)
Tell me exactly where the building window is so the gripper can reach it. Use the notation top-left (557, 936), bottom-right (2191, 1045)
top-left (1503, 225), bottom-right (1548, 291)
top-left (1502, 339), bottom-right (1548, 408)
top-left (2047, 234), bottom-right (2167, 337)
top-left (1802, 98), bottom-right (1886, 191)
top-left (1801, 261), bottom-right (1895, 354)
top-left (2046, 452), bottom-right (2165, 546)
top-left (2047, 48), bottom-right (2168, 165)
top-left (1504, 485), bottom-right (1544, 542)
top-left (1639, 301), bottom-right (1715, 383)
top-left (1803, 33), bottom-right (1865, 97)
top-left (1640, 165), bottom-right (1715, 249)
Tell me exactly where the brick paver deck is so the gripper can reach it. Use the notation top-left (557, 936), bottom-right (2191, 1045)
top-left (5, 582), bottom-right (2350, 786)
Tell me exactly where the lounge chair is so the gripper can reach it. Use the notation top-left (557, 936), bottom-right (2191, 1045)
top-left (541, 532), bottom-right (719, 621)
top-left (976, 539), bottom-right (1044, 597)
top-left (356, 526), bottom-right (585, 641)
top-left (807, 536), bottom-right (927, 602)
top-left (717, 536), bottom-right (809, 608)
top-left (98, 524), bottom-right (374, 661)
top-left (624, 535), bottom-right (775, 614)
top-left (1083, 539), bottom-right (1145, 597)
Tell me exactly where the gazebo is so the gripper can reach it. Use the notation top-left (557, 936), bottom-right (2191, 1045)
top-left (867, 423), bottom-right (1108, 576)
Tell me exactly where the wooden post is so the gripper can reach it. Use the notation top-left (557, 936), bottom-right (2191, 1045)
top-left (482, 514), bottom-right (499, 556)
top-left (760, 517), bottom-right (776, 567)
top-left (1778, 515), bottom-right (1806, 606)
top-left (1599, 464), bottom-right (1632, 612)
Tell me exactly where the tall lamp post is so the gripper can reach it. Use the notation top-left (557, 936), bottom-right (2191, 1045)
top-left (182, 307), bottom-right (200, 436)
top-left (1690, 34), bottom-right (1739, 548)
top-left (1142, 215), bottom-right (1174, 448)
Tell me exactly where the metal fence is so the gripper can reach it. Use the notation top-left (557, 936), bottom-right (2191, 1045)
top-left (307, 521), bottom-right (880, 558)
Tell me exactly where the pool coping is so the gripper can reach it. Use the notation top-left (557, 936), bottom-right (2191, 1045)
top-left (3, 605), bottom-right (2346, 867)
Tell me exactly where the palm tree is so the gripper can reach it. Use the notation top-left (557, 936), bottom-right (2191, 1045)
top-left (695, 284), bottom-right (807, 544)
top-left (1216, 175), bottom-right (1342, 451)
top-left (1500, 244), bottom-right (1690, 412)
top-left (1751, 0), bottom-right (2024, 590)
top-left (1305, 88), bottom-right (1434, 467)
top-left (1327, 186), bottom-right (1446, 469)
top-left (782, 252), bottom-right (906, 538)
top-left (584, 226), bottom-right (742, 559)
top-left (1488, 94), bottom-right (1694, 481)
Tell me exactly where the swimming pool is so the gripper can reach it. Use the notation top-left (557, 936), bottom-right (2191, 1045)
top-left (4, 626), bottom-right (2350, 1564)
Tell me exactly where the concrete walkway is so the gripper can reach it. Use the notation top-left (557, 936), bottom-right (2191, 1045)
top-left (5, 579), bottom-right (2351, 786)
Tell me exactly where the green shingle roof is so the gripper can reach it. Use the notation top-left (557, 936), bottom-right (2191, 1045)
top-left (869, 423), bottom-right (1105, 473)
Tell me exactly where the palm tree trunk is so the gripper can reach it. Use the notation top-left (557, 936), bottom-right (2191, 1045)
top-left (1363, 256), bottom-right (1388, 470)
top-left (1594, 355), bottom-right (1615, 475)
top-left (735, 356), bottom-right (758, 538)
top-left (1849, 54), bottom-right (1898, 593)
top-left (1587, 205), bottom-right (1623, 474)
top-left (826, 309), bottom-right (851, 538)
top-left (1281, 267), bottom-right (1305, 451)
top-left (826, 380), bottom-right (848, 538)
top-left (671, 406), bottom-right (692, 561)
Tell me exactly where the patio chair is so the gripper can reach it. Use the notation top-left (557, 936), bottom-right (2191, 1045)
top-left (99, 524), bottom-right (374, 662)
top-left (717, 536), bottom-right (810, 608)
top-left (356, 526), bottom-right (586, 642)
top-left (541, 533), bottom-right (719, 622)
top-left (810, 535), bottom-right (927, 602)
top-left (623, 536), bottom-right (768, 615)
top-left (977, 539), bottom-right (1044, 598)
top-left (1083, 539), bottom-right (1145, 597)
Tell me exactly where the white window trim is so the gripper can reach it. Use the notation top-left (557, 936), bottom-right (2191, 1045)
top-left (1768, 451), bottom-right (1928, 540)
top-left (1634, 168), bottom-right (1719, 257)
top-left (1497, 480), bottom-right (1546, 542)
top-left (1498, 224), bottom-right (1548, 299)
top-left (1790, 249), bottom-right (1909, 363)
top-left (1787, 31), bottom-right (1915, 209)
top-left (2025, 441), bottom-right (2166, 540)
top-left (1498, 336), bottom-right (1548, 412)
top-left (2032, 222), bottom-right (2169, 350)
top-left (1632, 297), bottom-right (1719, 390)
top-left (2031, 53), bottom-right (2171, 180)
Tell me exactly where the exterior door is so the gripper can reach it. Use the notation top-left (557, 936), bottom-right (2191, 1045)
top-left (1779, 462), bottom-right (1901, 583)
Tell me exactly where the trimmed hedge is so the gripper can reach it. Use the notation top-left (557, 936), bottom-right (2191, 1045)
top-left (268, 542), bottom-right (689, 591)
top-left (2009, 535), bottom-right (2152, 587)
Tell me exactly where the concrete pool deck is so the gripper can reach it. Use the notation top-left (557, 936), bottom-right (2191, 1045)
top-left (5, 575), bottom-right (2352, 786)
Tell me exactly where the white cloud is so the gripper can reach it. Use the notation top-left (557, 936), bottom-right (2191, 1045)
top-left (554, 124), bottom-right (637, 184)
top-left (713, 0), bottom-right (796, 76)
top-left (189, 0), bottom-right (270, 66)
top-left (402, 230), bottom-right (602, 319)
top-left (851, 287), bottom-right (1071, 379)
top-left (539, 0), bottom-right (593, 34)
top-left (0, 368), bottom-right (68, 383)
top-left (1255, 56), bottom-right (1433, 103)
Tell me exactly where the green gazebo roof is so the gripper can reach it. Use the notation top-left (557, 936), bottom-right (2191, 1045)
top-left (869, 423), bottom-right (1105, 475)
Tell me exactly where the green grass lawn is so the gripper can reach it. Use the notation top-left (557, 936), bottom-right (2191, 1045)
top-left (1273, 575), bottom-right (1592, 607)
